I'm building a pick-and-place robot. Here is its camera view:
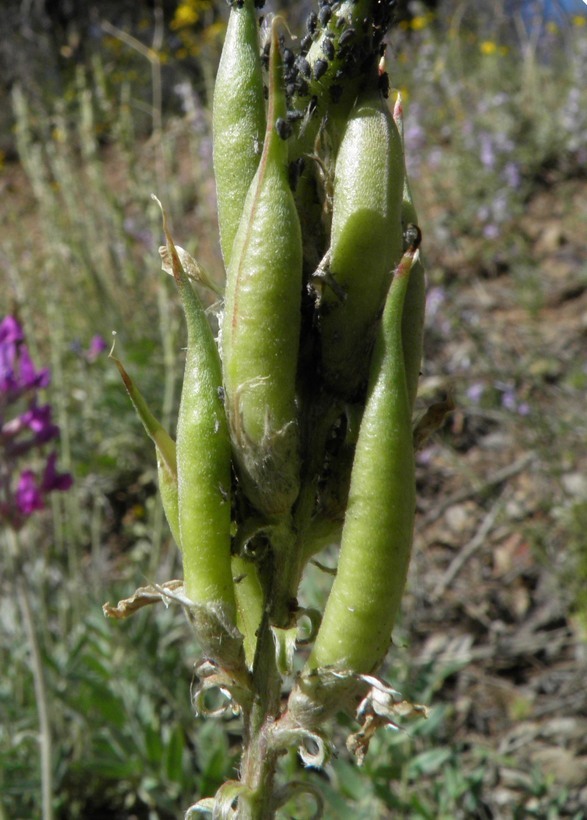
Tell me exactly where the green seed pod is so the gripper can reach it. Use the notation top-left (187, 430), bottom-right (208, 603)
top-left (213, 0), bottom-right (266, 267)
top-left (317, 90), bottom-right (405, 400)
top-left (221, 21), bottom-right (303, 518)
top-left (308, 241), bottom-right (419, 676)
top-left (231, 554), bottom-right (264, 669)
top-left (111, 352), bottom-right (181, 550)
top-left (288, 2), bottom-right (397, 278)
top-left (394, 93), bottom-right (426, 411)
top-left (155, 199), bottom-right (236, 622)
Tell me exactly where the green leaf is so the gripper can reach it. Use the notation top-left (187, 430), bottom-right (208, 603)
top-left (406, 746), bottom-right (453, 778)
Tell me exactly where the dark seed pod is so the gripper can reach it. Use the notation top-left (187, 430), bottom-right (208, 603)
top-left (283, 47), bottom-right (294, 67)
top-left (286, 109), bottom-right (304, 121)
top-left (313, 59), bottom-right (328, 80)
top-left (307, 11), bottom-right (318, 34)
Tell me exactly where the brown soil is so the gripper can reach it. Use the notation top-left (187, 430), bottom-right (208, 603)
top-left (403, 173), bottom-right (587, 815)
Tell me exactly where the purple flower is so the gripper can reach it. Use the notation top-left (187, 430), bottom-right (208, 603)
top-left (0, 316), bottom-right (51, 401)
top-left (466, 382), bottom-right (486, 404)
top-left (0, 316), bottom-right (24, 345)
top-left (86, 335), bottom-right (107, 363)
top-left (496, 381), bottom-right (531, 416)
top-left (0, 314), bottom-right (73, 529)
top-left (15, 470), bottom-right (45, 516)
top-left (426, 286), bottom-right (446, 319)
top-left (503, 161), bottom-right (522, 189)
top-left (501, 387), bottom-right (518, 411)
top-left (24, 403), bottom-right (59, 439)
top-left (483, 223), bottom-right (500, 239)
top-left (42, 452), bottom-right (73, 493)
top-left (479, 133), bottom-right (496, 170)
top-left (18, 346), bottom-right (51, 391)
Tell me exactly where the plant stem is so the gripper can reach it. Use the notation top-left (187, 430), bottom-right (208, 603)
top-left (239, 611), bottom-right (282, 819)
top-left (237, 520), bottom-right (302, 818)
top-left (8, 529), bottom-right (54, 820)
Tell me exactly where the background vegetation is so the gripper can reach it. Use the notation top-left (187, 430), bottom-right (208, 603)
top-left (1, 0), bottom-right (586, 817)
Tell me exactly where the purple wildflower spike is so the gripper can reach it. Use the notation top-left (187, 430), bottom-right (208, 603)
top-left (0, 314), bottom-right (73, 530)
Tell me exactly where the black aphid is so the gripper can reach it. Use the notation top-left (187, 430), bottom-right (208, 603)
top-left (313, 59), bottom-right (328, 80)
top-left (288, 157), bottom-right (306, 191)
top-left (338, 28), bottom-right (355, 47)
top-left (300, 33), bottom-right (313, 54)
top-left (321, 37), bottom-right (335, 60)
top-left (318, 5), bottom-right (332, 26)
top-left (295, 78), bottom-right (309, 96)
top-left (296, 56), bottom-right (311, 78)
top-left (275, 117), bottom-right (293, 140)
top-left (261, 41), bottom-right (270, 69)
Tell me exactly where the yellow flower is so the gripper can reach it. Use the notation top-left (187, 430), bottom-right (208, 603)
top-left (51, 127), bottom-right (67, 143)
top-left (572, 15), bottom-right (586, 27)
top-left (411, 15), bottom-right (431, 31)
top-left (171, 1), bottom-right (199, 30)
top-left (480, 40), bottom-right (497, 56)
top-left (546, 21), bottom-right (559, 34)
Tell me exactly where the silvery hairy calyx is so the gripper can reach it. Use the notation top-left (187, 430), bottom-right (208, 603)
top-left (105, 2), bottom-right (430, 816)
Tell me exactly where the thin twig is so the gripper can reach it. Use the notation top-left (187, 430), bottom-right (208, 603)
top-left (420, 451), bottom-right (535, 527)
top-left (432, 493), bottom-right (504, 600)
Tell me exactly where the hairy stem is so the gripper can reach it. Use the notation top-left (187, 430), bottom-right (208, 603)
top-left (239, 611), bottom-right (282, 818)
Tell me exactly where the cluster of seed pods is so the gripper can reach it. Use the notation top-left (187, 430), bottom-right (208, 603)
top-left (117, 0), bottom-right (425, 717)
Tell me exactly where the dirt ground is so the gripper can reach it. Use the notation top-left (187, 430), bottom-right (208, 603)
top-left (403, 173), bottom-right (587, 815)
